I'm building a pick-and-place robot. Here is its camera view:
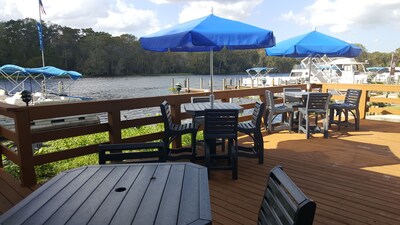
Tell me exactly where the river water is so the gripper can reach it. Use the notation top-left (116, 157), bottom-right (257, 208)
top-left (60, 74), bottom-right (247, 100)
top-left (1, 73), bottom-right (287, 121)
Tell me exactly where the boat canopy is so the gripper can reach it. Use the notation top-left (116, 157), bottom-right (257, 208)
top-left (246, 67), bottom-right (278, 76)
top-left (0, 64), bottom-right (82, 80)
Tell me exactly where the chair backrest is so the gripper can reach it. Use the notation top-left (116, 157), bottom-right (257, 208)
top-left (204, 109), bottom-right (238, 140)
top-left (160, 100), bottom-right (172, 131)
top-left (258, 166), bottom-right (316, 225)
top-left (251, 101), bottom-right (265, 128)
top-left (283, 88), bottom-right (302, 104)
top-left (191, 96), bottom-right (210, 103)
top-left (305, 93), bottom-right (330, 113)
top-left (344, 89), bottom-right (362, 107)
top-left (98, 142), bottom-right (165, 164)
top-left (264, 90), bottom-right (275, 110)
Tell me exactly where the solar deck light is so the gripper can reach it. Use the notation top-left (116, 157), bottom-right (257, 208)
top-left (175, 82), bottom-right (182, 94)
top-left (20, 90), bottom-right (32, 106)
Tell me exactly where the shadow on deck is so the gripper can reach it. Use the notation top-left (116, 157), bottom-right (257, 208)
top-left (1, 119), bottom-right (400, 224)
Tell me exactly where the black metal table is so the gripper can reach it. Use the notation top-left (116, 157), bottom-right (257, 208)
top-left (184, 102), bottom-right (243, 116)
top-left (0, 163), bottom-right (212, 225)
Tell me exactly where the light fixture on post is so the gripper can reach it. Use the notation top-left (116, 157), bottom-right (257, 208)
top-left (175, 82), bottom-right (182, 94)
top-left (20, 90), bottom-right (32, 106)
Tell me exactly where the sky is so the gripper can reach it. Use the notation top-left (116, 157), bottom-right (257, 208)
top-left (0, 0), bottom-right (400, 53)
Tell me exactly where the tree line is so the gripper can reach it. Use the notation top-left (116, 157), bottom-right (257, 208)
top-left (0, 18), bottom-right (399, 77)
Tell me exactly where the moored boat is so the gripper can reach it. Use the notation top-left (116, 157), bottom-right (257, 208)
top-left (0, 64), bottom-right (99, 131)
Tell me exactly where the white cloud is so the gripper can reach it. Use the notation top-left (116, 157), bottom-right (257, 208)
top-left (95, 1), bottom-right (159, 36)
top-left (0, 0), bottom-right (160, 37)
top-left (281, 0), bottom-right (400, 33)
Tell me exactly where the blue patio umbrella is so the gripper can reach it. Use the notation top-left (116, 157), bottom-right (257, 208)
top-left (265, 30), bottom-right (362, 83)
top-left (140, 14), bottom-right (275, 105)
top-left (265, 30), bottom-right (361, 57)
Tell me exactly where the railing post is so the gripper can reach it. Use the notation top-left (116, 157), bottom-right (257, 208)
top-left (108, 108), bottom-right (122, 144)
top-left (14, 110), bottom-right (36, 186)
top-left (359, 87), bottom-right (368, 119)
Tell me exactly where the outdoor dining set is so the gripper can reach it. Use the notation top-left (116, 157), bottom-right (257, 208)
top-left (0, 88), bottom-right (362, 225)
top-left (158, 87), bottom-right (362, 180)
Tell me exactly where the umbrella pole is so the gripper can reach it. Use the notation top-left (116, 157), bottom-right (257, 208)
top-left (210, 48), bottom-right (214, 107)
top-left (308, 56), bottom-right (312, 91)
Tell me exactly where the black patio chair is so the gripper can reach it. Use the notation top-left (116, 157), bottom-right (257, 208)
top-left (204, 109), bottom-right (239, 180)
top-left (258, 165), bottom-right (316, 225)
top-left (190, 96), bottom-right (211, 125)
top-left (283, 87), bottom-right (304, 128)
top-left (264, 90), bottom-right (293, 133)
top-left (283, 87), bottom-right (304, 108)
top-left (298, 93), bottom-right (331, 139)
top-left (160, 100), bottom-right (199, 161)
top-left (98, 142), bottom-right (165, 164)
top-left (238, 101), bottom-right (265, 164)
top-left (329, 89), bottom-right (362, 130)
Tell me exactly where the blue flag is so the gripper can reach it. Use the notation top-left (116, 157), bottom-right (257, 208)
top-left (36, 22), bottom-right (44, 51)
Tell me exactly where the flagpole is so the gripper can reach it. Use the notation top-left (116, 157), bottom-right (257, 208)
top-left (38, 1), bottom-right (45, 67)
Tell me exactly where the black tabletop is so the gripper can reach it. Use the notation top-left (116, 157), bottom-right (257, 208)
top-left (0, 163), bottom-right (212, 225)
top-left (184, 102), bottom-right (243, 116)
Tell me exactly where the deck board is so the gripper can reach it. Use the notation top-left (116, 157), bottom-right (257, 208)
top-left (209, 119), bottom-right (400, 225)
top-left (1, 119), bottom-right (400, 224)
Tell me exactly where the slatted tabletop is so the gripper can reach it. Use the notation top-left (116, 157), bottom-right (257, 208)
top-left (0, 163), bottom-right (212, 225)
top-left (183, 102), bottom-right (243, 116)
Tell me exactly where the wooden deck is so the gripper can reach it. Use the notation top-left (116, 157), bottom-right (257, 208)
top-left (210, 118), bottom-right (400, 225)
top-left (1, 119), bottom-right (400, 224)
top-left (0, 168), bottom-right (38, 215)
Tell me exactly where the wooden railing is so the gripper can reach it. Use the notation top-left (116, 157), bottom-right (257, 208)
top-left (0, 83), bottom-right (399, 186)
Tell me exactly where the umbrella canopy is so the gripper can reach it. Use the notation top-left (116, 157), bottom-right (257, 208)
top-left (139, 14), bottom-right (275, 104)
top-left (140, 14), bottom-right (275, 52)
top-left (265, 30), bottom-right (361, 57)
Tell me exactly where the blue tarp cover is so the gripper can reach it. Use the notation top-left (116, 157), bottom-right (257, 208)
top-left (265, 30), bottom-right (361, 57)
top-left (0, 64), bottom-right (82, 80)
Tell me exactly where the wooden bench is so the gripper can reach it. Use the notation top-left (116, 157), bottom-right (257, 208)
top-left (98, 142), bottom-right (165, 164)
top-left (258, 166), bottom-right (316, 225)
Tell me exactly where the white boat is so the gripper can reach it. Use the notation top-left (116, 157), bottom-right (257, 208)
top-left (241, 67), bottom-right (294, 87)
top-left (243, 56), bottom-right (370, 87)
top-left (366, 66), bottom-right (400, 83)
top-left (0, 64), bottom-right (100, 132)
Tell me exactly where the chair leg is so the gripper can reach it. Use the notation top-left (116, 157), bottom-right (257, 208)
top-left (191, 132), bottom-right (197, 163)
top-left (204, 141), bottom-right (211, 178)
top-left (255, 131), bottom-right (264, 164)
top-left (305, 114), bottom-right (310, 139)
top-left (298, 112), bottom-right (303, 134)
top-left (230, 140), bottom-right (238, 180)
top-left (337, 108), bottom-right (342, 131)
top-left (323, 113), bottom-right (329, 138)
top-left (268, 112), bottom-right (274, 133)
top-left (329, 108), bottom-right (334, 128)
top-left (355, 109), bottom-right (360, 130)
top-left (287, 111), bottom-right (293, 133)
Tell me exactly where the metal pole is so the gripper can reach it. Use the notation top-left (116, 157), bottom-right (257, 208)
top-left (210, 48), bottom-right (214, 107)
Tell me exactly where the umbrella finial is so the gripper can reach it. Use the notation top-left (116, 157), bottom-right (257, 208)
top-left (211, 7), bottom-right (214, 14)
